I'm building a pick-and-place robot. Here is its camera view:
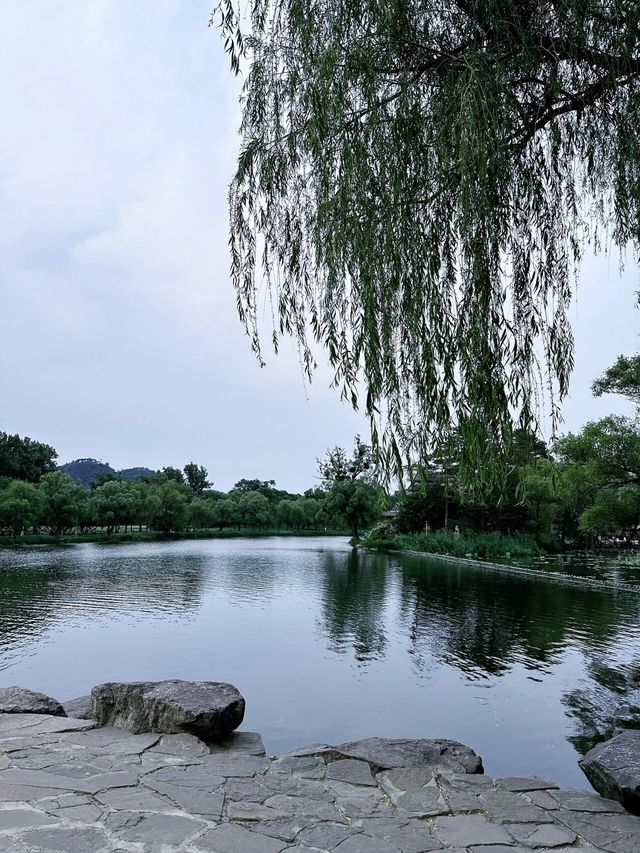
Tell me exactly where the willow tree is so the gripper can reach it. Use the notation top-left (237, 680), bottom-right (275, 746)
top-left (214, 0), bottom-right (640, 486)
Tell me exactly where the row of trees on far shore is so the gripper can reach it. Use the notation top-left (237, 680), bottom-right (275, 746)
top-left (389, 355), bottom-right (640, 549)
top-left (0, 436), bottom-right (382, 539)
top-left (3, 354), bottom-right (640, 547)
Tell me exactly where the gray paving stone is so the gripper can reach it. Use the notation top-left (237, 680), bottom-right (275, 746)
top-left (220, 776), bottom-right (274, 802)
top-left (210, 731), bottom-right (267, 756)
top-left (195, 822), bottom-right (289, 852)
top-left (525, 789), bottom-right (561, 810)
top-left (20, 826), bottom-right (111, 852)
top-left (438, 772), bottom-right (494, 789)
top-left (110, 811), bottom-right (207, 844)
top-left (552, 809), bottom-right (640, 851)
top-left (0, 715), bottom-right (44, 733)
top-left (377, 768), bottom-right (449, 817)
top-left (198, 752), bottom-right (270, 777)
top-left (144, 764), bottom-right (225, 790)
top-left (0, 808), bottom-right (58, 830)
top-left (25, 717), bottom-right (97, 735)
top-left (227, 800), bottom-right (286, 821)
top-left (251, 817), bottom-right (309, 842)
top-left (0, 768), bottom-right (87, 791)
top-left (505, 821), bottom-right (577, 847)
top-left (297, 820), bottom-right (361, 848)
top-left (0, 784), bottom-right (70, 801)
top-left (358, 816), bottom-right (443, 852)
top-left (0, 839), bottom-right (28, 853)
top-left (281, 847), bottom-right (325, 853)
top-left (478, 788), bottom-right (555, 823)
top-left (146, 732), bottom-right (210, 759)
top-left (326, 759), bottom-right (376, 786)
top-left (264, 793), bottom-right (346, 822)
top-left (333, 834), bottom-right (403, 853)
top-left (469, 847), bottom-right (533, 853)
top-left (144, 777), bottom-right (225, 817)
top-left (548, 788), bottom-right (627, 813)
top-left (94, 783), bottom-right (174, 811)
top-left (328, 780), bottom-right (392, 817)
top-left (496, 776), bottom-right (559, 792)
top-left (259, 776), bottom-right (335, 801)
top-left (434, 814), bottom-right (514, 847)
top-left (49, 803), bottom-right (103, 822)
top-left (270, 755), bottom-right (327, 779)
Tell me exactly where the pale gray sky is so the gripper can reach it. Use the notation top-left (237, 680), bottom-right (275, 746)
top-left (1, 1), bottom-right (638, 491)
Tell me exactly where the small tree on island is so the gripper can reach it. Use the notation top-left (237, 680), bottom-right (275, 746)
top-left (318, 437), bottom-right (381, 543)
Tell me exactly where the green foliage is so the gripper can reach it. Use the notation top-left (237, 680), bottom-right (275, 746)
top-left (319, 438), bottom-right (382, 540)
top-left (188, 497), bottom-right (217, 529)
top-left (183, 462), bottom-right (211, 494)
top-left (236, 490), bottom-right (271, 528)
top-left (592, 354), bottom-right (640, 406)
top-left (59, 458), bottom-right (115, 486)
top-left (0, 481), bottom-right (42, 535)
top-left (366, 529), bottom-right (541, 559)
top-left (91, 480), bottom-right (142, 533)
top-left (216, 0), bottom-right (640, 484)
top-left (0, 432), bottom-right (57, 482)
top-left (39, 472), bottom-right (87, 536)
top-left (0, 434), bottom-right (357, 540)
top-left (158, 466), bottom-right (185, 485)
top-left (60, 459), bottom-right (157, 485)
top-left (144, 481), bottom-right (189, 533)
top-left (118, 467), bottom-right (156, 481)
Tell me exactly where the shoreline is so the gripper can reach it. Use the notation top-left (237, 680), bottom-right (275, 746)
top-left (381, 548), bottom-right (640, 594)
top-left (0, 529), bottom-right (350, 548)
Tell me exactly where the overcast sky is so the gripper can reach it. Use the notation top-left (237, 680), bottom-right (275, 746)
top-left (1, 1), bottom-right (638, 491)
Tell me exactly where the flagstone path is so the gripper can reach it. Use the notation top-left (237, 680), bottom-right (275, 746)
top-left (1, 713), bottom-right (639, 852)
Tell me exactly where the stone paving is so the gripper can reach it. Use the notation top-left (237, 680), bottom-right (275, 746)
top-left (1, 713), bottom-right (640, 852)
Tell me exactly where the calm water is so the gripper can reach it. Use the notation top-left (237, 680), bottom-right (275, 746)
top-left (1, 537), bottom-right (640, 788)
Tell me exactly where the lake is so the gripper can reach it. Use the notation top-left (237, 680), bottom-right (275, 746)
top-left (1, 536), bottom-right (639, 788)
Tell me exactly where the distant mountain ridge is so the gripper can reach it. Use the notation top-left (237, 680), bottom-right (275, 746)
top-left (59, 458), bottom-right (156, 486)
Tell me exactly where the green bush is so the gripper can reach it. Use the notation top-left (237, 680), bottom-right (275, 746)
top-left (365, 529), bottom-right (541, 559)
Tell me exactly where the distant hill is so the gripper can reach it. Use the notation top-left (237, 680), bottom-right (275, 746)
top-left (59, 458), bottom-right (156, 486)
top-left (59, 458), bottom-right (115, 485)
top-left (118, 467), bottom-right (156, 481)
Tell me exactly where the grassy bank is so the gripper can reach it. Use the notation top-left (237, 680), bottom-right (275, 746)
top-left (0, 528), bottom-right (350, 547)
top-left (364, 528), bottom-right (542, 559)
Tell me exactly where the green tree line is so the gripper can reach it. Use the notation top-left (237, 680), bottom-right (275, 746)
top-left (5, 352), bottom-right (640, 550)
top-left (0, 436), bottom-right (382, 540)
top-left (383, 355), bottom-right (640, 550)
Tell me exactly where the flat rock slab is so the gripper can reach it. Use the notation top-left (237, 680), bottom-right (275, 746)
top-left (0, 687), bottom-right (66, 717)
top-left (91, 679), bottom-right (245, 739)
top-left (287, 737), bottom-right (483, 775)
top-left (580, 729), bottom-right (640, 815)
top-left (2, 715), bottom-right (640, 851)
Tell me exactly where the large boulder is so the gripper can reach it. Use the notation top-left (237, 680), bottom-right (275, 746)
top-left (579, 730), bottom-right (640, 814)
top-left (91, 680), bottom-right (245, 740)
top-left (287, 737), bottom-right (483, 775)
top-left (0, 686), bottom-right (66, 717)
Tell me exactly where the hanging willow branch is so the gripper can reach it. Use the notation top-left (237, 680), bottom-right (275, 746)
top-left (212, 0), bottom-right (640, 488)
